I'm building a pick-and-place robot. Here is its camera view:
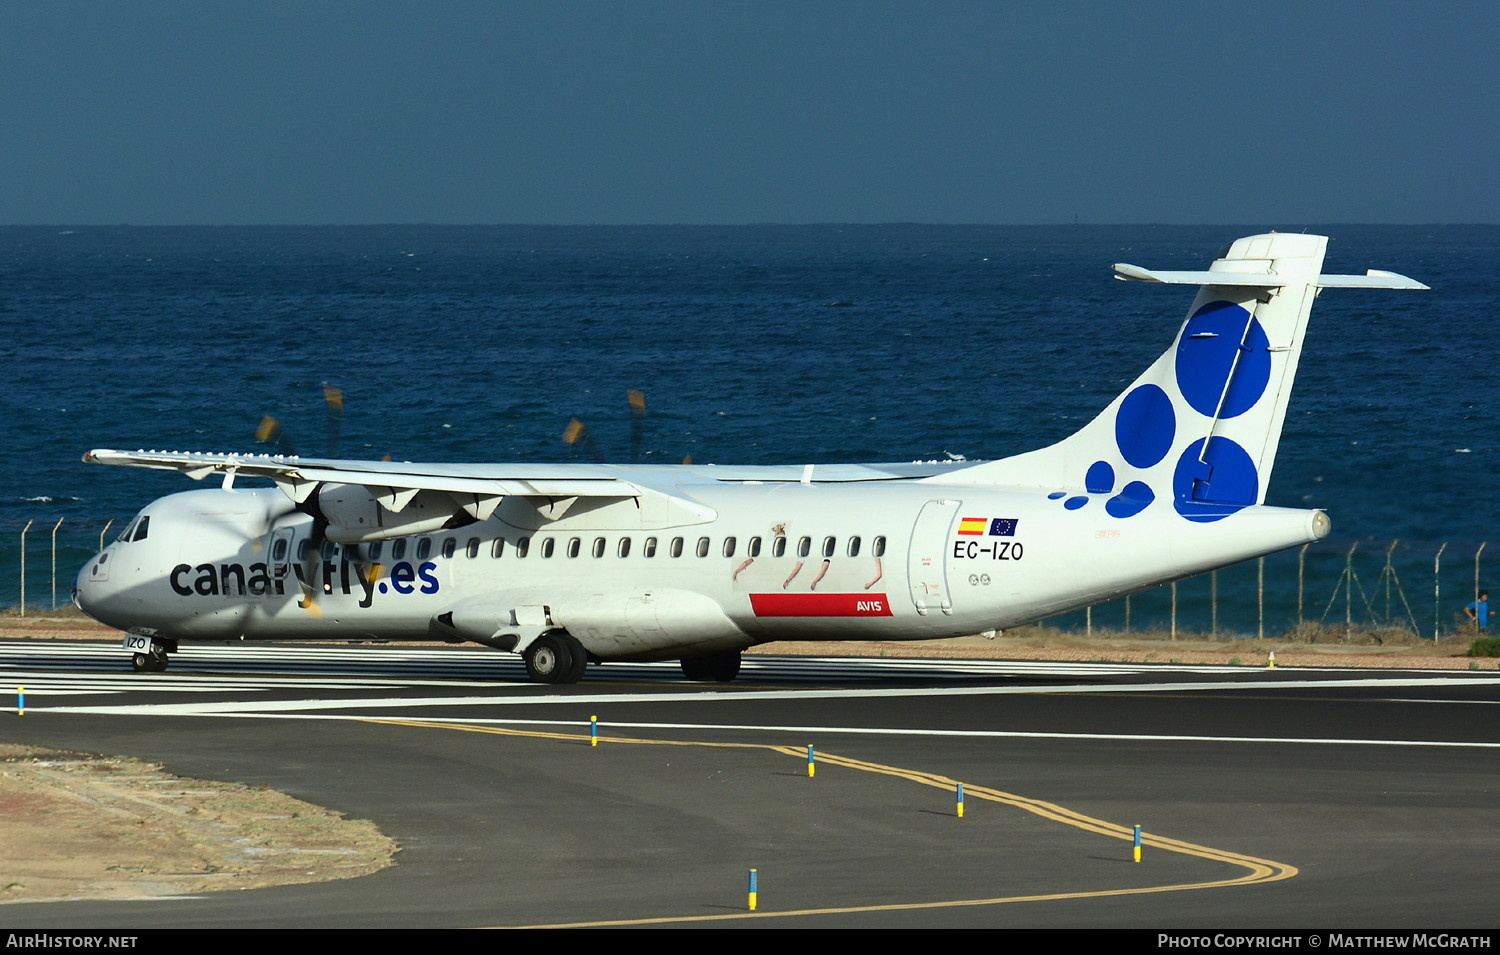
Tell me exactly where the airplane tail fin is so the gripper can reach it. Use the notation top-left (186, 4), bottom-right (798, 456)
top-left (945, 233), bottom-right (1425, 522)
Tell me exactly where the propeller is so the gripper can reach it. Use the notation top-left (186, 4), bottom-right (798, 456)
top-left (253, 384), bottom-right (349, 616)
top-left (564, 389), bottom-right (692, 464)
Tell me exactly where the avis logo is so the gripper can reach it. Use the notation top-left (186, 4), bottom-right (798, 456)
top-left (856, 600), bottom-right (884, 612)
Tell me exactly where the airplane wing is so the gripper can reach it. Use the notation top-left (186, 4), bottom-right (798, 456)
top-left (83, 449), bottom-right (642, 501)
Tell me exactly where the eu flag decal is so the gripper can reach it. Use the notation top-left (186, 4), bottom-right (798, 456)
top-left (989, 518), bottom-right (1018, 537)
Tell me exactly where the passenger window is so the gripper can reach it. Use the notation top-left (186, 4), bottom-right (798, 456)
top-left (393, 539), bottom-right (407, 560)
top-left (644, 537), bottom-right (657, 558)
top-left (797, 536), bottom-right (811, 558)
top-left (772, 537), bottom-right (786, 558)
top-left (491, 538), bottom-right (505, 558)
top-left (696, 537), bottom-right (710, 558)
top-left (873, 536), bottom-right (886, 557)
top-left (722, 537), bottom-right (736, 558)
top-left (369, 541), bottom-right (383, 560)
top-left (748, 536), bottom-right (762, 557)
top-left (297, 539), bottom-right (310, 561)
top-left (515, 537), bottom-right (530, 558)
top-left (541, 538), bottom-right (555, 558)
top-left (617, 538), bottom-right (631, 558)
top-left (670, 537), bottom-right (684, 558)
top-left (593, 537), bottom-right (606, 558)
top-left (321, 539), bottom-right (336, 559)
top-left (823, 536), bottom-right (836, 558)
top-left (466, 538), bottom-right (480, 559)
top-left (417, 538), bottom-right (432, 561)
top-left (566, 538), bottom-right (580, 558)
top-left (272, 538), bottom-right (289, 561)
top-left (441, 538), bottom-right (456, 559)
top-left (847, 536), bottom-right (861, 557)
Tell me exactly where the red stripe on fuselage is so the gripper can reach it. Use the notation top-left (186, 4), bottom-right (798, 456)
top-left (749, 593), bottom-right (894, 617)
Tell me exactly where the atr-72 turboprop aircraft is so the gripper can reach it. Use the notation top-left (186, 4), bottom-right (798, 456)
top-left (74, 233), bottom-right (1424, 683)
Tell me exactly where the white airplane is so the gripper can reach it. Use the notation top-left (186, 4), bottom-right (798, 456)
top-left (73, 233), bottom-right (1425, 683)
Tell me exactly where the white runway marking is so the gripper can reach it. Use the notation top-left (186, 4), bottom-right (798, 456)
top-left (35, 672), bottom-right (1500, 717)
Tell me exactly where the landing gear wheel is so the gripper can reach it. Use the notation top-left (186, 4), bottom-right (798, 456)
top-left (679, 649), bottom-right (742, 683)
top-left (524, 633), bottom-right (587, 684)
top-left (132, 650), bottom-right (168, 673)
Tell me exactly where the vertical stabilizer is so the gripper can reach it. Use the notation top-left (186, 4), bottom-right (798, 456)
top-left (944, 233), bottom-right (1425, 524)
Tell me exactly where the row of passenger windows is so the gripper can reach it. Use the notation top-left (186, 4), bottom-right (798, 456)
top-left (303, 534), bottom-right (888, 562)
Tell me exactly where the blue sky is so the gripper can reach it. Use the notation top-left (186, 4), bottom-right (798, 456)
top-left (3, 0), bottom-right (1494, 224)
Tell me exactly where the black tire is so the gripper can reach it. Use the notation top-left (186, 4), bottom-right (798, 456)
top-left (679, 649), bottom-right (742, 683)
top-left (131, 650), bottom-right (168, 673)
top-left (524, 633), bottom-right (586, 684)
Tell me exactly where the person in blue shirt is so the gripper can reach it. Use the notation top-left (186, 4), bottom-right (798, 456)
top-left (1464, 591), bottom-right (1491, 630)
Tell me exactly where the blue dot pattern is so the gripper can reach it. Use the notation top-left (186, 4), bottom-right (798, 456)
top-left (1086, 460), bottom-right (1114, 493)
top-left (1171, 437), bottom-right (1258, 521)
top-left (1050, 299), bottom-right (1266, 523)
top-left (1174, 302), bottom-right (1270, 419)
top-left (1114, 384), bottom-right (1175, 468)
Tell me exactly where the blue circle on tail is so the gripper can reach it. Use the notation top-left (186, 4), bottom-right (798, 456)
top-left (1086, 460), bottom-right (1115, 494)
top-left (1114, 384), bottom-right (1176, 468)
top-left (1174, 302), bottom-right (1271, 419)
top-left (1171, 437), bottom-right (1258, 522)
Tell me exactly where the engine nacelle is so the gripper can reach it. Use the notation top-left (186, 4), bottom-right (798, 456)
top-left (316, 482), bottom-right (473, 543)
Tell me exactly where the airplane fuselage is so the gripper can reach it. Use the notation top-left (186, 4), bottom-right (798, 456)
top-left (79, 479), bottom-right (1325, 661)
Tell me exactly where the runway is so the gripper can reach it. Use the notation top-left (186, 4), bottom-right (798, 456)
top-left (2, 640), bottom-right (1497, 928)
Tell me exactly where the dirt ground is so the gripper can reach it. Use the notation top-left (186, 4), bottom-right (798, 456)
top-left (0, 612), bottom-right (1492, 905)
top-left (0, 745), bottom-right (395, 905)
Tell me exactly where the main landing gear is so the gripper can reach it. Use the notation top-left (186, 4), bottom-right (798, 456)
top-left (679, 649), bottom-right (742, 683)
top-left (523, 632), bottom-right (589, 685)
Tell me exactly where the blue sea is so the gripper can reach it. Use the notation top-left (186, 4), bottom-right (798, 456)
top-left (3, 224), bottom-right (1496, 632)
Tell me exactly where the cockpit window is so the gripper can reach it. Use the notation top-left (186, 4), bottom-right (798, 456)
top-left (116, 515), bottom-right (150, 543)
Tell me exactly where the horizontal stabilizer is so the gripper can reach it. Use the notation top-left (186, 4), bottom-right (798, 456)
top-left (1113, 264), bottom-right (1427, 290)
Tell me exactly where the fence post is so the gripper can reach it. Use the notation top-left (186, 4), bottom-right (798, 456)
top-left (19, 520), bottom-right (33, 617)
top-left (1345, 541), bottom-right (1358, 642)
top-left (50, 518), bottom-right (64, 611)
top-left (1170, 581), bottom-right (1177, 641)
top-left (1298, 543), bottom-right (1309, 627)
top-left (98, 519), bottom-right (113, 552)
top-left (1433, 542), bottom-right (1447, 641)
top-left (1085, 604), bottom-right (1092, 637)
top-left (1476, 542), bottom-right (1488, 618)
top-left (1257, 556), bottom-right (1265, 640)
top-left (1124, 594), bottom-right (1131, 634)
top-left (1210, 570), bottom-right (1218, 636)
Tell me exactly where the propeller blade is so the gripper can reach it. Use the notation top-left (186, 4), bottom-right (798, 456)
top-left (323, 385), bottom-right (344, 457)
top-left (628, 389), bottom-right (646, 464)
top-left (563, 418), bottom-right (605, 463)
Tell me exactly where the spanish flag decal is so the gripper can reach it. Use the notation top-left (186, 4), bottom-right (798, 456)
top-left (957, 517), bottom-right (987, 535)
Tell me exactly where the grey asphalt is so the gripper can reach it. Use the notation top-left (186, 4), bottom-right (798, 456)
top-left (1, 643), bottom-right (1496, 929)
